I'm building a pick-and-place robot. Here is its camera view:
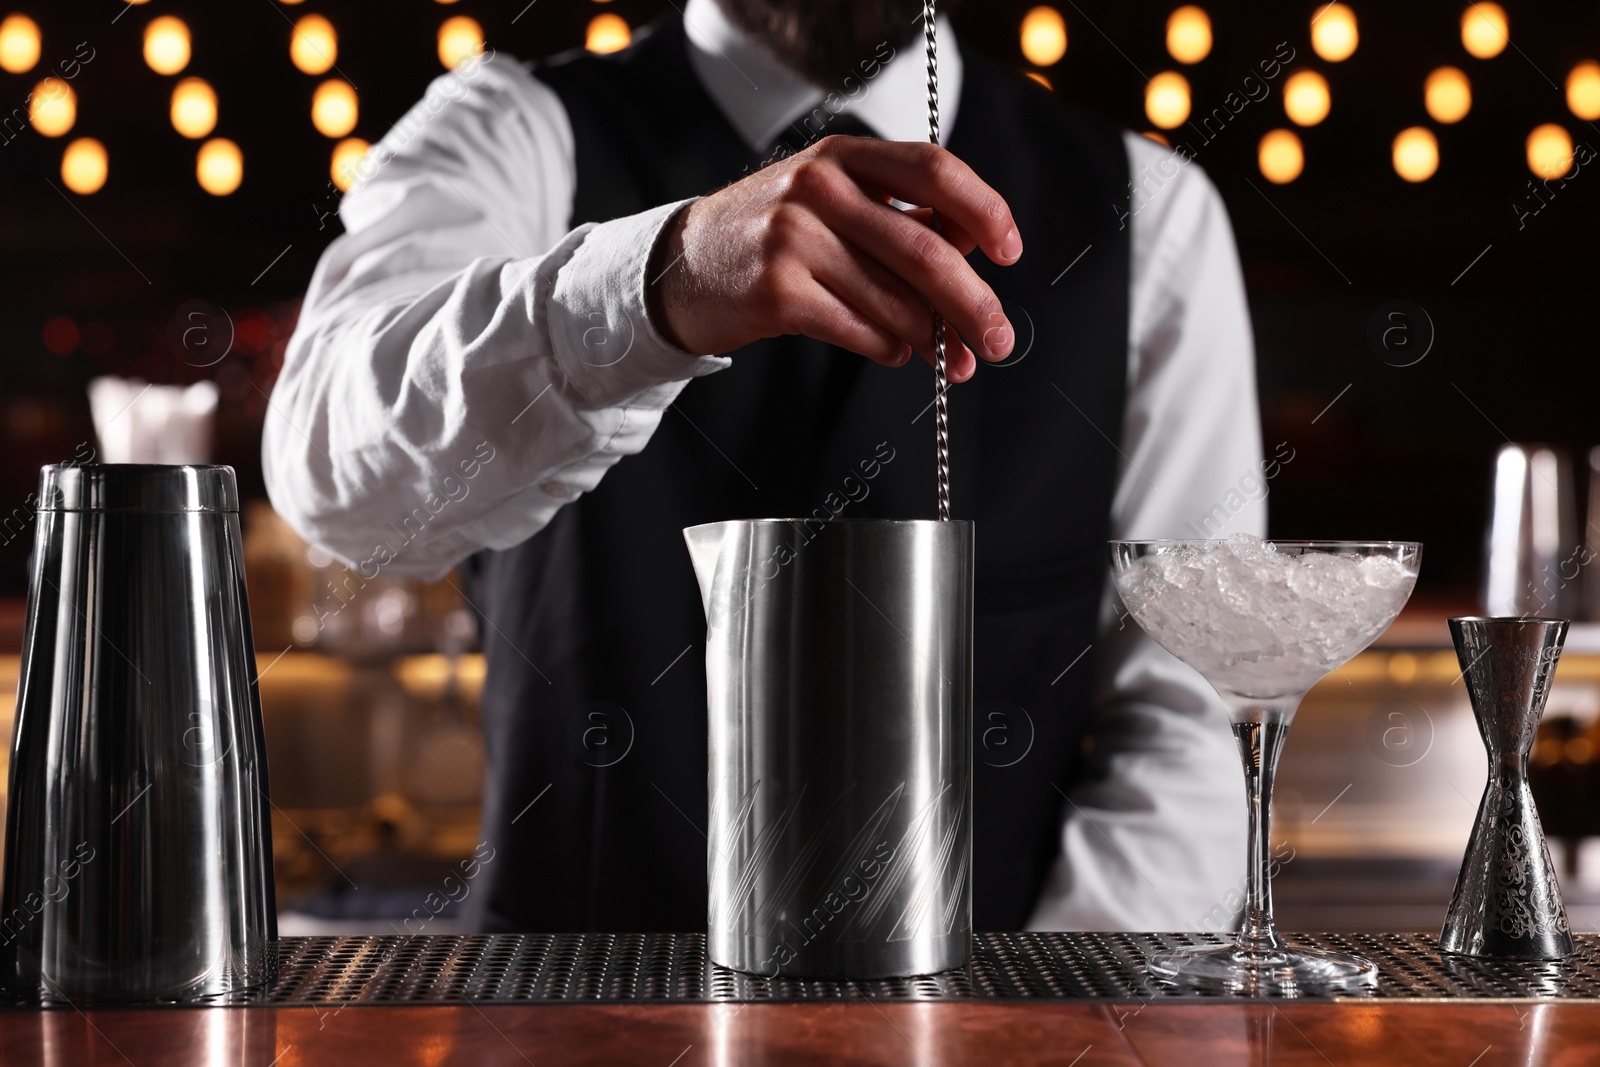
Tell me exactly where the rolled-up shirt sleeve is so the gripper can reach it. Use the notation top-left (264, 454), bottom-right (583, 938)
top-left (1027, 133), bottom-right (1266, 931)
top-left (262, 52), bottom-right (727, 578)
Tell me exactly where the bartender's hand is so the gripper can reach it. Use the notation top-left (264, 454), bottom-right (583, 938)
top-left (648, 135), bottom-right (1022, 382)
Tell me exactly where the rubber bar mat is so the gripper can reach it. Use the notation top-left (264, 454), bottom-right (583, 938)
top-left (242, 932), bottom-right (1600, 1004)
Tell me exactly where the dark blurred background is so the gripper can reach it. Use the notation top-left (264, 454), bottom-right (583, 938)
top-left (3, 0), bottom-right (1598, 599)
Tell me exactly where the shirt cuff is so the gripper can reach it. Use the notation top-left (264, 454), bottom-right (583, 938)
top-left (547, 197), bottom-right (730, 408)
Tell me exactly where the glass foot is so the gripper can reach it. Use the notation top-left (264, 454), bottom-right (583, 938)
top-left (1148, 942), bottom-right (1377, 996)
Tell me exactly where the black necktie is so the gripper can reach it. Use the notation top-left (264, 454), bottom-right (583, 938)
top-left (764, 110), bottom-right (878, 161)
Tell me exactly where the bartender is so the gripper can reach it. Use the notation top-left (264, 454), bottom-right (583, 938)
top-left (263, 0), bottom-right (1264, 933)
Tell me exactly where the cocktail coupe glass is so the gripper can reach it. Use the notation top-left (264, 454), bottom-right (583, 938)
top-left (1110, 537), bottom-right (1422, 995)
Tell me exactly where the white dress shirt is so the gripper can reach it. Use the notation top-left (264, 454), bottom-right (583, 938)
top-left (263, 0), bottom-right (1266, 931)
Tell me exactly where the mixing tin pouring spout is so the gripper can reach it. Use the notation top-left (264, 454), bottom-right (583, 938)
top-left (683, 521), bottom-right (729, 617)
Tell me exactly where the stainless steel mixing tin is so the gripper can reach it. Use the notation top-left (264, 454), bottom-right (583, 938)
top-left (687, 518), bottom-right (973, 979)
top-left (0, 464), bottom-right (276, 1004)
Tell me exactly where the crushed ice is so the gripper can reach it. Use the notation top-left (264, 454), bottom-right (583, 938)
top-left (1115, 534), bottom-right (1417, 696)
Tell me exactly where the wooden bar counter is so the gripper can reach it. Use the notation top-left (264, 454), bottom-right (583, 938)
top-left (2, 1000), bottom-right (1595, 1065)
top-left (5, 932), bottom-right (1598, 1065)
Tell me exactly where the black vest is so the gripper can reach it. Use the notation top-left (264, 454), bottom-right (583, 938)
top-left (461, 19), bottom-right (1131, 932)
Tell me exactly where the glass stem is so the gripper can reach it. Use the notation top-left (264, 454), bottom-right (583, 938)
top-left (1228, 697), bottom-right (1299, 952)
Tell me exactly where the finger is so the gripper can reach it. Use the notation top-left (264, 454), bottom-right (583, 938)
top-left (911, 320), bottom-right (977, 382)
top-left (816, 192), bottom-right (1015, 362)
top-left (784, 277), bottom-right (910, 368)
top-left (809, 232), bottom-right (981, 379)
top-left (811, 230), bottom-right (945, 355)
top-left (936, 320), bottom-right (979, 383)
top-left (903, 207), bottom-right (978, 257)
top-left (818, 138), bottom-right (1022, 265)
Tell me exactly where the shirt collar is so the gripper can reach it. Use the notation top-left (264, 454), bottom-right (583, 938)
top-left (681, 0), bottom-right (962, 151)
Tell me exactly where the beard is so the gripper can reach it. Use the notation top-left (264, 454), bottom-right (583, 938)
top-left (714, 0), bottom-right (959, 88)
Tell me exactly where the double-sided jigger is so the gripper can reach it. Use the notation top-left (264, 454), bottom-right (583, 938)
top-left (1440, 616), bottom-right (1574, 959)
